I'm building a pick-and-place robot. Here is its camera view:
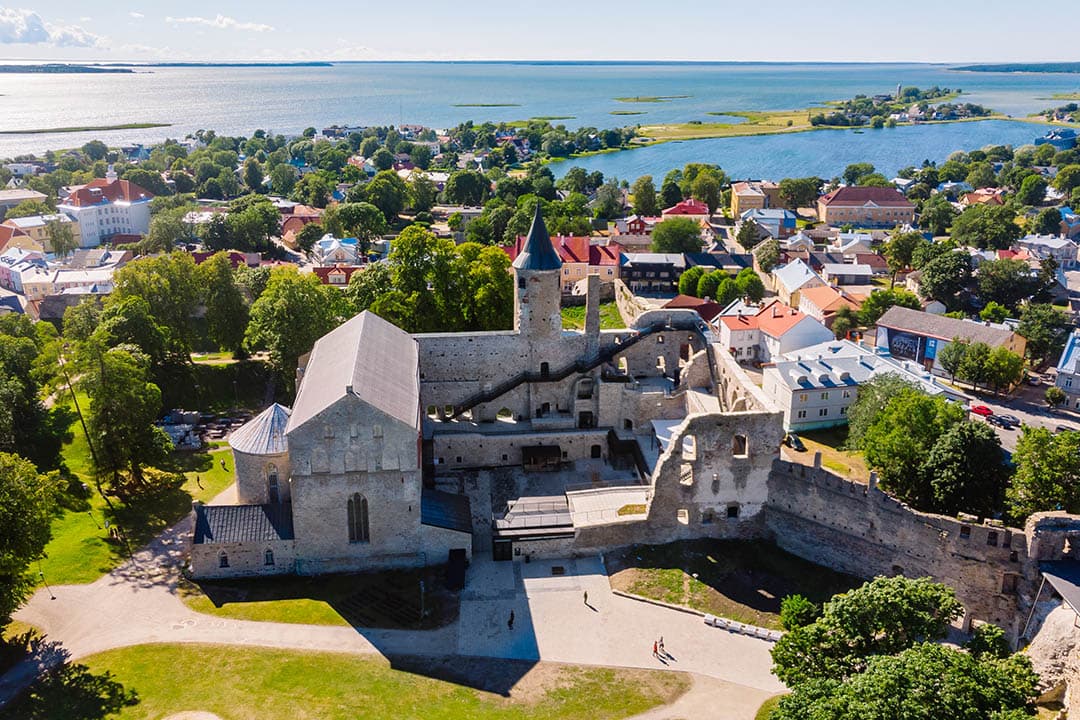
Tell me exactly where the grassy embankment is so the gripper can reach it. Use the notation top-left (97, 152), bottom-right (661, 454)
top-left (0, 123), bottom-right (171, 135)
top-left (613, 95), bottom-right (691, 103)
top-left (0, 643), bottom-right (690, 720)
top-left (607, 539), bottom-right (860, 630)
top-left (560, 302), bottom-right (626, 331)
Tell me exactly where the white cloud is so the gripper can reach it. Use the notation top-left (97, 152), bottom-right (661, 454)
top-left (129, 11), bottom-right (144, 19)
top-left (165, 14), bottom-right (274, 32)
top-left (0, 8), bottom-right (99, 47)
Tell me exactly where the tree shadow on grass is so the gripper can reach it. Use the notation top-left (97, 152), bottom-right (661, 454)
top-left (0, 661), bottom-right (137, 720)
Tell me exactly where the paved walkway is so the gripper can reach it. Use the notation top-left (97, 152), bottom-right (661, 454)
top-left (1, 509), bottom-right (784, 718)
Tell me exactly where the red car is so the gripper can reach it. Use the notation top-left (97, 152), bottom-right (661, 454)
top-left (969, 405), bottom-right (994, 417)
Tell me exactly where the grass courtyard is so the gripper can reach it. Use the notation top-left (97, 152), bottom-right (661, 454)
top-left (0, 643), bottom-right (690, 720)
top-left (560, 302), bottom-right (626, 331)
top-left (607, 539), bottom-right (861, 630)
top-left (794, 427), bottom-right (870, 482)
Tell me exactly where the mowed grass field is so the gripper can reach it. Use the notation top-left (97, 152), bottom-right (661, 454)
top-left (1, 643), bottom-right (690, 720)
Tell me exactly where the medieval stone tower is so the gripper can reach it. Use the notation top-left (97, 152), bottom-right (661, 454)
top-left (512, 204), bottom-right (563, 341)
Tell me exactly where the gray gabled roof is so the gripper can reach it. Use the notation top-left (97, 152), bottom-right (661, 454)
top-left (287, 311), bottom-right (420, 435)
top-left (420, 489), bottom-right (473, 533)
top-left (229, 403), bottom-right (291, 456)
top-left (512, 204), bottom-right (562, 271)
top-left (193, 503), bottom-right (294, 544)
top-left (876, 305), bottom-right (1015, 346)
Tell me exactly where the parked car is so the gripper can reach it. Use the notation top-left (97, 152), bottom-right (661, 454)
top-left (996, 414), bottom-right (1021, 429)
top-left (783, 433), bottom-right (806, 452)
top-left (1026, 375), bottom-right (1041, 386)
top-left (987, 415), bottom-right (1007, 427)
top-left (970, 405), bottom-right (994, 417)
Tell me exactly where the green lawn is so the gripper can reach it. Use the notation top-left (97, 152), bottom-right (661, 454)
top-left (607, 540), bottom-right (860, 630)
top-left (1, 643), bottom-right (690, 720)
top-left (38, 389), bottom-right (236, 586)
top-left (180, 566), bottom-right (459, 629)
top-left (561, 302), bottom-right (626, 331)
top-left (755, 695), bottom-right (784, 720)
top-left (796, 427), bottom-right (870, 482)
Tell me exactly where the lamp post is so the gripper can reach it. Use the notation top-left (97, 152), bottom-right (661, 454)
top-left (37, 560), bottom-right (55, 600)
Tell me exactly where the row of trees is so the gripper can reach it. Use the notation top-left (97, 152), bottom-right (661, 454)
top-left (677, 266), bottom-right (764, 304)
top-left (937, 340), bottom-right (1026, 393)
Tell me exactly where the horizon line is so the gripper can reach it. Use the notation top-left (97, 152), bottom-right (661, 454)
top-left (2, 57), bottom-right (1074, 66)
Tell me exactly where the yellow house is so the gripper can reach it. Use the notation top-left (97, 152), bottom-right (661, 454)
top-left (730, 180), bottom-right (780, 217)
top-left (1, 214), bottom-right (81, 254)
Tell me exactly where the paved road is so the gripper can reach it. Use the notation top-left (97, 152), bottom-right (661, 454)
top-left (963, 378), bottom-right (1080, 453)
top-left (1, 505), bottom-right (783, 718)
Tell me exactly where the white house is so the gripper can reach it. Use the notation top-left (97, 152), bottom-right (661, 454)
top-left (56, 176), bottom-right (153, 247)
top-left (715, 299), bottom-right (834, 364)
top-left (762, 340), bottom-right (968, 431)
top-left (1055, 329), bottom-right (1080, 409)
top-left (820, 263), bottom-right (874, 286)
top-left (1018, 234), bottom-right (1079, 270)
top-left (829, 232), bottom-right (874, 256)
top-left (772, 258), bottom-right (825, 307)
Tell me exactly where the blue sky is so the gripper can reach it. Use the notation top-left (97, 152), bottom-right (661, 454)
top-left (2, 2), bottom-right (1079, 62)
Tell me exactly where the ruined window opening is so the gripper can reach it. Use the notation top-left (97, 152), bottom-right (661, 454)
top-left (726, 504), bottom-right (740, 519)
top-left (372, 424), bottom-right (383, 438)
top-left (657, 335), bottom-right (664, 344)
top-left (680, 463), bottom-right (694, 486)
top-left (455, 456), bottom-right (462, 463)
top-left (577, 379), bottom-right (595, 400)
top-left (518, 277), bottom-right (526, 289)
top-left (1003, 531), bottom-right (1012, 549)
top-left (732, 434), bottom-right (748, 458)
top-left (501, 454), bottom-right (508, 461)
top-left (443, 405), bottom-right (454, 417)
top-left (267, 464), bottom-right (279, 504)
top-left (348, 493), bottom-right (370, 544)
top-left (682, 434), bottom-right (697, 460)
top-left (218, 551), bottom-right (229, 569)
top-left (590, 444), bottom-right (602, 459)
top-left (1001, 573), bottom-right (1019, 594)
top-left (702, 509), bottom-right (715, 525)
top-left (427, 405), bottom-right (438, 418)
top-left (1009, 551), bottom-right (1019, 563)
top-left (891, 565), bottom-right (905, 576)
top-left (677, 508), bottom-right (689, 525)
top-left (498, 407), bottom-right (513, 419)
top-left (711, 473), bottom-right (720, 494)
top-left (264, 548), bottom-right (275, 566)
top-left (540, 362), bottom-right (550, 378)
top-left (986, 531), bottom-right (999, 547)
top-left (623, 419), bottom-right (633, 430)
top-left (959, 525), bottom-right (971, 540)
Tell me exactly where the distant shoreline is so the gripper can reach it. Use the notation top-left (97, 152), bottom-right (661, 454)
top-left (952, 63), bottom-right (1080, 74)
top-left (0, 122), bottom-right (172, 135)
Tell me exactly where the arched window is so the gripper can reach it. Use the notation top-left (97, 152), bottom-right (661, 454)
top-left (347, 493), bottom-right (370, 544)
top-left (264, 548), bottom-right (275, 566)
top-left (218, 551), bottom-right (229, 568)
top-left (267, 464), bottom-right (279, 503)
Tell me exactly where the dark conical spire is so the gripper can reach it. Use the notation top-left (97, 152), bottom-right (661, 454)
top-left (512, 204), bottom-right (562, 271)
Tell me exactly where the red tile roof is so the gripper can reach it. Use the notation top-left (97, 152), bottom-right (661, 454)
top-left (508, 236), bottom-right (621, 268)
top-left (663, 294), bottom-right (722, 322)
top-left (819, 186), bottom-right (913, 208)
top-left (312, 264), bottom-right (363, 284)
top-left (63, 178), bottom-right (154, 207)
top-left (718, 299), bottom-right (810, 338)
top-left (662, 199), bottom-right (710, 216)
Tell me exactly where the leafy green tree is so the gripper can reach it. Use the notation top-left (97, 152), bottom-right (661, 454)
top-left (269, 163), bottom-right (298, 196)
top-left (371, 147), bottom-right (394, 171)
top-left (754, 239), bottom-right (781, 273)
top-left (958, 341), bottom-right (993, 390)
top-left (4, 200), bottom-right (52, 219)
top-left (979, 301), bottom-right (1010, 323)
top-left (771, 576), bottom-right (963, 686)
top-left (857, 288), bottom-right (921, 325)
top-left (964, 161), bottom-right (997, 189)
top-left (736, 219), bottom-right (760, 250)
top-left (1053, 164), bottom-right (1080, 194)
top-left (831, 305), bottom-right (855, 340)
top-left (1017, 174), bottom-right (1048, 205)
top-left (295, 222), bottom-right (325, 253)
top-left (362, 170), bottom-right (409, 221)
top-left (245, 267), bottom-right (343, 390)
top-left (777, 177), bottom-right (822, 209)
top-left (842, 163), bottom-right (876, 186)
top-left (91, 296), bottom-right (169, 370)
top-left (735, 267), bottom-right (765, 302)
top-left (198, 253), bottom-right (248, 353)
top-left (923, 421), bottom-right (1008, 516)
top-left (290, 172), bottom-right (333, 208)
top-left (358, 137), bottom-right (380, 159)
top-left (345, 262), bottom-right (392, 313)
top-left (0, 452), bottom-right (58, 628)
top-left (121, 168), bottom-right (171, 197)
top-left (985, 346), bottom-right (1025, 393)
top-left (81, 139), bottom-right (109, 161)
top-left (950, 204), bottom-right (1022, 250)
top-left (409, 174), bottom-right (438, 213)
top-left (1009, 427), bottom-right (1080, 519)
top-left (919, 251), bottom-right (971, 309)
top-left (444, 170), bottom-right (489, 206)
top-left (242, 158), bottom-right (264, 192)
top-left (142, 208), bottom-right (190, 253)
top-left (630, 175), bottom-right (659, 216)
top-left (977, 258), bottom-right (1039, 311)
top-left (780, 595), bottom-right (820, 631)
top-left (1031, 207), bottom-right (1062, 235)
top-left (937, 338), bottom-right (968, 382)
top-left (1017, 303), bottom-right (1071, 362)
top-left (1046, 385), bottom-right (1067, 408)
top-left (62, 298), bottom-right (102, 342)
top-left (918, 193), bottom-right (958, 236)
top-left (659, 178), bottom-right (682, 208)
top-left (883, 230), bottom-right (926, 286)
top-left (696, 269), bottom-right (728, 301)
top-left (690, 173), bottom-right (721, 214)
top-left (678, 266), bottom-right (705, 297)
top-left (330, 202), bottom-right (388, 250)
top-left (45, 218), bottom-right (78, 258)
top-left (110, 252), bottom-right (200, 351)
top-left (651, 217), bottom-right (702, 254)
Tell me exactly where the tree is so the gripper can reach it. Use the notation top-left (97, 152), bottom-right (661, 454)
top-left (937, 338), bottom-right (968, 382)
top-left (771, 576), bottom-right (963, 686)
top-left (919, 193), bottom-right (958, 236)
top-left (696, 269), bottom-right (728, 300)
top-left (777, 177), bottom-right (821, 209)
top-left (958, 341), bottom-right (993, 390)
top-left (92, 296), bottom-right (169, 370)
top-left (964, 161), bottom-right (997, 189)
top-left (651, 217), bottom-right (702, 254)
top-left (1053, 164), bottom-right (1080, 194)
top-left (242, 158), bottom-right (264, 192)
top-left (45, 219), bottom-right (78, 258)
top-left (81, 139), bottom-right (108, 161)
top-left (593, 181), bottom-right (625, 220)
top-left (882, 230), bottom-right (925, 286)
top-left (977, 258), bottom-right (1039, 311)
top-left (1017, 303), bottom-right (1071, 362)
top-left (294, 222), bottom-right (325, 253)
top-left (857, 288), bottom-right (921, 326)
top-left (142, 208), bottom-right (189, 253)
top-left (923, 421), bottom-right (1008, 516)
top-left (222, 196), bottom-right (280, 252)
top-left (77, 343), bottom-right (172, 490)
top-left (678, 266), bottom-right (705, 297)
top-left (735, 219), bottom-right (760, 250)
top-left (842, 163), bottom-right (876, 186)
top-left (985, 346), bottom-right (1025, 393)
top-left (950, 204), bottom-right (1022, 250)
top-left (409, 174), bottom-right (437, 213)
top-left (371, 147), bottom-right (394, 171)
top-left (919, 251), bottom-right (971, 309)
top-left (1017, 174), bottom-right (1048, 205)
top-left (690, 173), bottom-right (721, 214)
top-left (345, 262), bottom-right (392, 313)
top-left (411, 144), bottom-right (432, 170)
top-left (755, 239), bottom-right (780, 273)
top-left (121, 168), bottom-right (171, 197)
top-left (244, 267), bottom-right (343, 390)
top-left (1009, 427), bottom-right (1080, 519)
top-left (659, 178), bottom-right (682, 208)
top-left (979, 301), bottom-right (1010, 323)
top-left (444, 170), bottom-right (489, 206)
top-left (735, 267), bottom-right (765, 302)
top-left (362, 170), bottom-right (409, 221)
top-left (290, 173), bottom-right (333, 208)
top-left (331, 202), bottom-right (388, 250)
top-left (110, 252), bottom-right (200, 351)
top-left (0, 452), bottom-right (57, 628)
top-left (630, 175), bottom-right (658, 216)
top-left (831, 305), bottom-right (855, 340)
top-left (1046, 385), bottom-right (1067, 409)
top-left (269, 163), bottom-right (298, 196)
top-left (780, 595), bottom-right (821, 631)
top-left (198, 253), bottom-right (248, 353)
top-left (4, 200), bottom-right (51, 219)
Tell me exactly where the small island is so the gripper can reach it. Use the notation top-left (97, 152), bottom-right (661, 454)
top-left (0, 64), bottom-right (134, 74)
top-left (0, 122), bottom-right (172, 135)
top-left (613, 95), bottom-right (690, 103)
top-left (953, 62), bottom-right (1080, 73)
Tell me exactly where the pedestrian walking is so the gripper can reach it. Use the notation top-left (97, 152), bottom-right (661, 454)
top-left (196, 475), bottom-right (203, 490)
top-left (659, 636), bottom-right (665, 655)
top-left (508, 610), bottom-right (515, 630)
top-left (220, 458), bottom-right (227, 471)
top-left (583, 590), bottom-right (588, 605)
top-left (652, 640), bottom-right (658, 658)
